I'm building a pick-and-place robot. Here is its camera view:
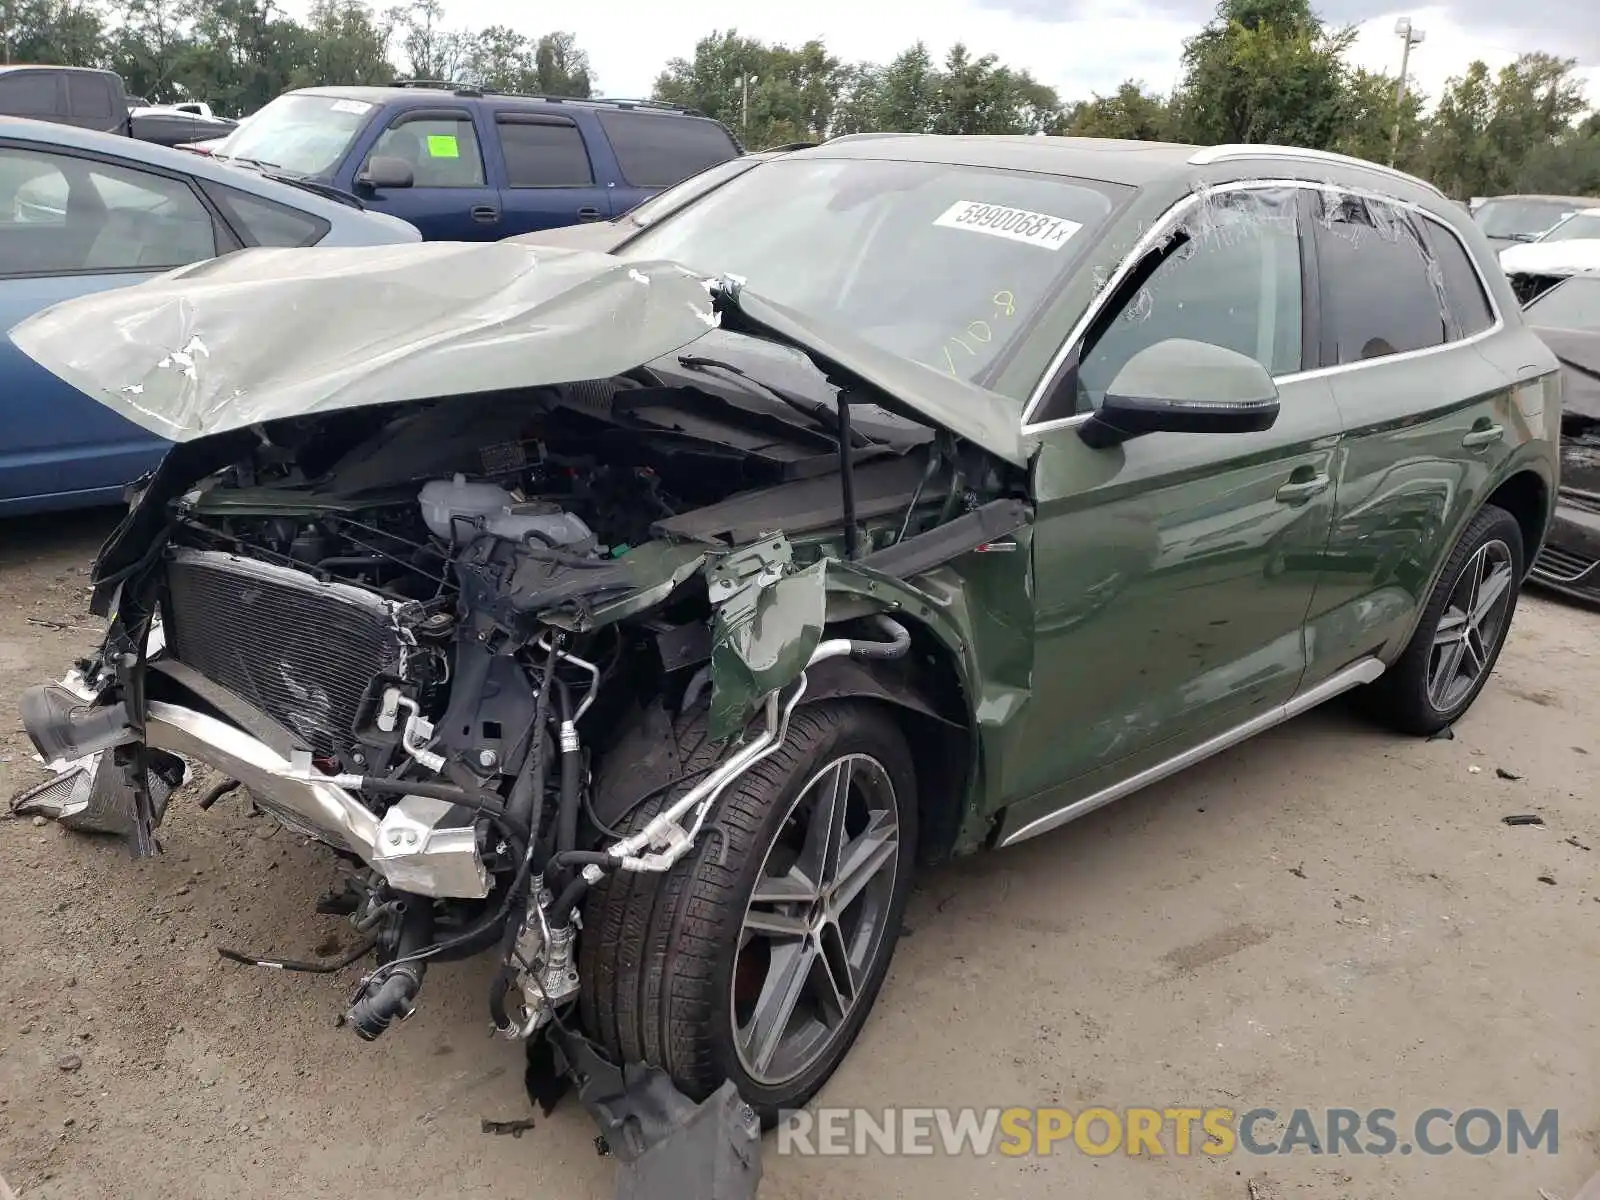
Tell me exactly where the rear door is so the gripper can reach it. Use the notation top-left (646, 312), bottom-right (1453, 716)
top-left (488, 110), bottom-right (612, 235)
top-left (0, 143), bottom-right (229, 514)
top-left (1306, 190), bottom-right (1519, 685)
top-left (65, 72), bottom-right (122, 135)
top-left (348, 105), bottom-right (500, 240)
top-left (593, 108), bottom-right (741, 215)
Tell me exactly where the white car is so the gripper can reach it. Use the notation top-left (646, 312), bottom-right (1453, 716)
top-left (1499, 206), bottom-right (1600, 302)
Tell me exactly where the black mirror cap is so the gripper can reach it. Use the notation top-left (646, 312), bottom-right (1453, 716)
top-left (1078, 392), bottom-right (1281, 448)
top-left (357, 155), bottom-right (415, 190)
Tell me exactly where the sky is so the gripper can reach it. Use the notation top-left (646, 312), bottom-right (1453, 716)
top-left (305, 0), bottom-right (1600, 113)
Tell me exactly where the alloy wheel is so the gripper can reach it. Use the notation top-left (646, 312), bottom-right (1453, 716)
top-left (1428, 538), bottom-right (1515, 712)
top-left (731, 753), bottom-right (901, 1087)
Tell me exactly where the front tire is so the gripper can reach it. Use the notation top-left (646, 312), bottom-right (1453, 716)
top-left (1365, 503), bottom-right (1524, 735)
top-left (581, 700), bottom-right (918, 1123)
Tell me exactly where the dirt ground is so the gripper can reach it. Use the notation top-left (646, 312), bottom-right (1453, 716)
top-left (1, 508), bottom-right (1597, 1200)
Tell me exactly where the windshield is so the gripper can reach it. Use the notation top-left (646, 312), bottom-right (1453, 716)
top-left (1539, 213), bottom-right (1600, 243)
top-left (216, 94), bottom-right (376, 177)
top-left (1475, 199), bottom-right (1582, 240)
top-left (1524, 276), bottom-right (1600, 330)
top-left (620, 155), bottom-right (760, 228)
top-left (617, 156), bottom-right (1123, 396)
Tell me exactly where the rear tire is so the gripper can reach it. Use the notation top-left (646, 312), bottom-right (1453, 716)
top-left (580, 700), bottom-right (917, 1124)
top-left (1363, 503), bottom-right (1524, 735)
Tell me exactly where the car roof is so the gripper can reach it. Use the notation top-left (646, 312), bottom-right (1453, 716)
top-left (0, 63), bottom-right (116, 74)
top-left (287, 85), bottom-right (720, 122)
top-left (791, 134), bottom-right (1451, 205)
top-left (0, 115), bottom-right (391, 225)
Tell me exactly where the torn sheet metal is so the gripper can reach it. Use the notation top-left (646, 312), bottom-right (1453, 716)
top-left (708, 547), bottom-right (826, 741)
top-left (7, 244), bottom-right (718, 443)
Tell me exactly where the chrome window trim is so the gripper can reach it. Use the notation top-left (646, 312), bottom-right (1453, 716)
top-left (1019, 177), bottom-right (1508, 438)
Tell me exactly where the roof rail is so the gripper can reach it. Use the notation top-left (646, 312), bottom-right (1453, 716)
top-left (758, 141), bottom-right (818, 153)
top-left (393, 79), bottom-right (460, 89)
top-left (1187, 144), bottom-right (1446, 199)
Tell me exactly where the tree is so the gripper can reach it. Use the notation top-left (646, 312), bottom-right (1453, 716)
top-left (1173, 0), bottom-right (1353, 150)
top-left (1331, 67), bottom-right (1424, 170)
top-left (394, 0), bottom-right (467, 82)
top-left (294, 0), bottom-right (394, 88)
top-left (1065, 81), bottom-right (1174, 141)
top-left (106, 0), bottom-right (192, 102)
top-left (531, 31), bottom-right (592, 97)
top-left (7, 0), bottom-right (108, 68)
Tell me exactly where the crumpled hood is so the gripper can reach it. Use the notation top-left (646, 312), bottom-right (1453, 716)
top-left (1533, 325), bottom-right (1600, 422)
top-left (6, 242), bottom-right (719, 443)
top-left (1500, 240), bottom-right (1600, 276)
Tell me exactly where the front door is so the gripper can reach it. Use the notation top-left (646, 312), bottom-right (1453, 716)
top-left (996, 185), bottom-right (1343, 829)
top-left (348, 106), bottom-right (502, 241)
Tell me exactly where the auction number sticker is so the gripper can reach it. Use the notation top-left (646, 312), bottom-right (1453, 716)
top-left (330, 99), bottom-right (373, 115)
top-left (934, 200), bottom-right (1082, 250)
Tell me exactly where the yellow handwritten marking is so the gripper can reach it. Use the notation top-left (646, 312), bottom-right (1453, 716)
top-left (993, 290), bottom-right (1016, 317)
top-left (942, 344), bottom-right (960, 376)
top-left (967, 320), bottom-right (993, 343)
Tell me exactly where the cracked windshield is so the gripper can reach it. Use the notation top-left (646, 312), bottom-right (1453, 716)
top-left (619, 157), bottom-right (1123, 397)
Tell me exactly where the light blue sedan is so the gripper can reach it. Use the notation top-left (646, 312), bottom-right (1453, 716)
top-left (1, 117), bottom-right (420, 515)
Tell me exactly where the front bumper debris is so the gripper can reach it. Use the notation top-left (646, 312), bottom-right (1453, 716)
top-left (16, 684), bottom-right (490, 899)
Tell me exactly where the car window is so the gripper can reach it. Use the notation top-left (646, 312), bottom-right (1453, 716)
top-left (1420, 218), bottom-right (1495, 338)
top-left (618, 156), bottom-right (1125, 399)
top-left (1473, 198), bottom-right (1582, 241)
top-left (0, 71), bottom-right (59, 117)
top-left (1522, 276), bottom-right (1600, 330)
top-left (203, 181), bottom-right (329, 247)
top-left (0, 147), bottom-right (216, 275)
top-left (1539, 213), bottom-right (1600, 243)
top-left (598, 110), bottom-right (739, 188)
top-left (620, 155), bottom-right (757, 228)
top-left (1312, 193), bottom-right (1447, 365)
top-left (66, 74), bottom-right (114, 120)
top-left (366, 114), bottom-right (485, 187)
top-left (496, 117), bottom-right (593, 187)
top-left (1076, 188), bottom-right (1303, 411)
top-left (219, 93), bottom-right (376, 176)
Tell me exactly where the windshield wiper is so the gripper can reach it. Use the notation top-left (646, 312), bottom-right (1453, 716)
top-left (261, 172), bottom-right (365, 210)
top-left (676, 354), bottom-right (872, 448)
top-left (214, 153), bottom-right (282, 171)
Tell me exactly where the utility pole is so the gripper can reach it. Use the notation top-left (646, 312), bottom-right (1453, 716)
top-left (739, 72), bottom-right (759, 137)
top-left (1389, 16), bottom-right (1425, 167)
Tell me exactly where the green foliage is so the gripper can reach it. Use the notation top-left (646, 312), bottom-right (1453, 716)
top-left (6, 0), bottom-right (1598, 199)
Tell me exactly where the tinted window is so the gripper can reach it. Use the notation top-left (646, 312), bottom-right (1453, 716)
top-left (0, 147), bottom-right (216, 275)
top-left (0, 71), bottom-right (59, 117)
top-left (598, 110), bottom-right (739, 188)
top-left (496, 117), bottom-right (593, 187)
top-left (1077, 188), bottom-right (1303, 410)
top-left (1522, 276), bottom-right (1600, 331)
top-left (1313, 194), bottom-right (1446, 365)
top-left (205, 182), bottom-right (329, 247)
top-left (1420, 218), bottom-right (1494, 338)
top-left (66, 74), bottom-right (114, 119)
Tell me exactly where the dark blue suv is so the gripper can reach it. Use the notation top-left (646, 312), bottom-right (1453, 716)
top-left (211, 86), bottom-right (743, 240)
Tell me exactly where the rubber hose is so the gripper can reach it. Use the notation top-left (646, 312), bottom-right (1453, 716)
top-left (347, 901), bottom-right (434, 1041)
top-left (850, 615), bottom-right (912, 659)
top-left (505, 651), bottom-right (558, 840)
top-left (546, 874), bottom-right (590, 927)
top-left (554, 682), bottom-right (581, 878)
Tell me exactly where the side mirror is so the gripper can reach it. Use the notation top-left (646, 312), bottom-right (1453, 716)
top-left (356, 155), bottom-right (414, 192)
top-left (1078, 338), bottom-right (1281, 449)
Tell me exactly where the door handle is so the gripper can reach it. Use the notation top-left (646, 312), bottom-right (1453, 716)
top-left (1275, 474), bottom-right (1331, 505)
top-left (471, 205), bottom-right (500, 224)
top-left (576, 206), bottom-right (603, 222)
top-left (1461, 423), bottom-right (1504, 449)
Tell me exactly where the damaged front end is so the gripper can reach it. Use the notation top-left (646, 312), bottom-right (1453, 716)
top-left (1528, 324), bottom-right (1600, 603)
top-left (10, 242), bottom-right (1030, 1191)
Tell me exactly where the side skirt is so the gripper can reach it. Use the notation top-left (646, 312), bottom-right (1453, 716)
top-left (998, 657), bottom-right (1386, 848)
